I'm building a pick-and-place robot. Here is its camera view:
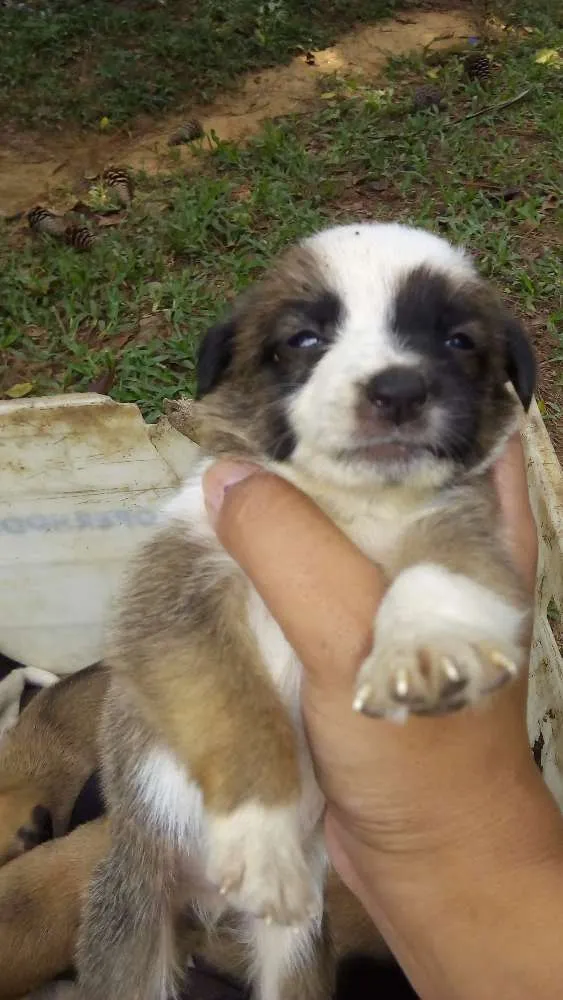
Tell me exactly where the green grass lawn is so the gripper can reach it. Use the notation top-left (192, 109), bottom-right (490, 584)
top-left (0, 0), bottom-right (394, 127)
top-left (1, 0), bottom-right (562, 448)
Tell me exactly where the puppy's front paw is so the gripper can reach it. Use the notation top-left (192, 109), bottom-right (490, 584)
top-left (354, 564), bottom-right (527, 720)
top-left (207, 803), bottom-right (319, 926)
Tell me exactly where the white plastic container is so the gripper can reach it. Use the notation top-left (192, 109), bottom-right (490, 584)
top-left (0, 393), bottom-right (200, 674)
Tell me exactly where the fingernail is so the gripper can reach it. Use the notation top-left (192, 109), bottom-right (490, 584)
top-left (203, 460), bottom-right (261, 522)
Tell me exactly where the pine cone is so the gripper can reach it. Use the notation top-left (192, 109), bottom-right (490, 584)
top-left (412, 85), bottom-right (445, 111)
top-left (463, 52), bottom-right (491, 82)
top-left (27, 206), bottom-right (65, 237)
top-left (64, 225), bottom-right (97, 251)
top-left (168, 119), bottom-right (205, 146)
top-left (102, 166), bottom-right (134, 206)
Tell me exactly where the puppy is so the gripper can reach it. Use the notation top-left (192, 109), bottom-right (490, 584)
top-left (0, 665), bottom-right (108, 868)
top-left (0, 666), bottom-right (109, 999)
top-left (77, 222), bottom-right (535, 1000)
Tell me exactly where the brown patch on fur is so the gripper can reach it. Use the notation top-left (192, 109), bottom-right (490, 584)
top-left (196, 245), bottom-right (329, 460)
top-left (461, 283), bottom-right (529, 465)
top-left (109, 529), bottom-right (301, 812)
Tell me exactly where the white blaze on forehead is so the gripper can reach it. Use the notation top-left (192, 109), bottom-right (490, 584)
top-left (304, 222), bottom-right (472, 288)
top-left (290, 223), bottom-right (476, 452)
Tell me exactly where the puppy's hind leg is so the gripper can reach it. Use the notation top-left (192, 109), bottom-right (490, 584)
top-left (76, 827), bottom-right (178, 1000)
top-left (250, 915), bottom-right (334, 1000)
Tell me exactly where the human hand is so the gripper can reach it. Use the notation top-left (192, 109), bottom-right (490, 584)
top-left (203, 434), bottom-right (538, 864)
top-left (203, 434), bottom-right (563, 999)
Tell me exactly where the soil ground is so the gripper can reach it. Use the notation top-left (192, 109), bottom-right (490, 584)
top-left (1, 1), bottom-right (561, 458)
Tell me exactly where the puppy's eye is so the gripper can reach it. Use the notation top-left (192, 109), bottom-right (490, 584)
top-left (287, 330), bottom-right (324, 349)
top-left (445, 331), bottom-right (475, 351)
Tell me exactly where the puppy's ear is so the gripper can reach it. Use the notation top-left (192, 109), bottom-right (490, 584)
top-left (196, 316), bottom-right (236, 399)
top-left (503, 313), bottom-right (536, 411)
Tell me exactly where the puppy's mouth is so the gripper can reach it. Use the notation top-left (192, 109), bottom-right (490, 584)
top-left (342, 440), bottom-right (433, 464)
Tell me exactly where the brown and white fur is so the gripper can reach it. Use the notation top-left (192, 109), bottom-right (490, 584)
top-left (76, 222), bottom-right (536, 1000)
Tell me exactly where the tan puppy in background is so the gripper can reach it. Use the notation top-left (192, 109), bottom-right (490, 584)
top-left (77, 222), bottom-right (535, 1000)
top-left (0, 666), bottom-right (107, 867)
top-left (0, 667), bottom-right (110, 999)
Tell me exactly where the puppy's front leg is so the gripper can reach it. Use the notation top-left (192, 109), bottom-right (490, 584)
top-left (113, 528), bottom-right (318, 927)
top-left (354, 488), bottom-right (531, 719)
top-left (130, 634), bottom-right (317, 927)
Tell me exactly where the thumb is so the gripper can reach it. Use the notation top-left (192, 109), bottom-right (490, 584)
top-left (203, 460), bottom-right (384, 690)
top-left (493, 433), bottom-right (538, 594)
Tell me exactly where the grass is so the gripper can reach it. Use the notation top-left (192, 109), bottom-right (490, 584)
top-left (0, 0), bottom-right (394, 128)
top-left (1, 0), bottom-right (562, 448)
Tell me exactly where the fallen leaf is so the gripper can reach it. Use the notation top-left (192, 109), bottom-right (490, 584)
top-left (534, 48), bottom-right (562, 66)
top-left (137, 314), bottom-right (167, 341)
top-left (99, 116), bottom-right (110, 130)
top-left (111, 330), bottom-right (136, 351)
top-left (426, 67), bottom-right (440, 80)
top-left (87, 369), bottom-right (115, 395)
top-left (5, 382), bottom-right (34, 398)
top-left (97, 213), bottom-right (126, 228)
top-left (320, 91), bottom-right (338, 100)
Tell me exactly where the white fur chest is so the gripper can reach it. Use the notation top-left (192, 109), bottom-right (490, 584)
top-left (274, 460), bottom-right (427, 571)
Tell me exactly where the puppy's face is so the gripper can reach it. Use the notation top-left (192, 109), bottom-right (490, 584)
top-left (195, 223), bottom-right (535, 488)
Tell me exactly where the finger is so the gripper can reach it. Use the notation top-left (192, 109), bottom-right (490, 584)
top-left (203, 460), bottom-right (385, 688)
top-left (493, 433), bottom-right (538, 592)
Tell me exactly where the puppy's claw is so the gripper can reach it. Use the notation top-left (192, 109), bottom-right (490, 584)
top-left (490, 650), bottom-right (518, 677)
top-left (440, 656), bottom-right (468, 698)
top-left (392, 668), bottom-right (409, 701)
top-left (442, 656), bottom-right (461, 683)
top-left (219, 879), bottom-right (236, 896)
top-left (353, 683), bottom-right (372, 712)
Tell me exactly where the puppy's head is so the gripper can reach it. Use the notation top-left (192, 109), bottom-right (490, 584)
top-left (195, 223), bottom-right (535, 489)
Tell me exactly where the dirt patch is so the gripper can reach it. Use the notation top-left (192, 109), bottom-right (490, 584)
top-left (0, 10), bottom-right (474, 216)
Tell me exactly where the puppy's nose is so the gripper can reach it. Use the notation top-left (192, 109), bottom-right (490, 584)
top-left (364, 367), bottom-right (428, 424)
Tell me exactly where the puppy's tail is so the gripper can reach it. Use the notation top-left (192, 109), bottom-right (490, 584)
top-left (76, 835), bottom-right (180, 1000)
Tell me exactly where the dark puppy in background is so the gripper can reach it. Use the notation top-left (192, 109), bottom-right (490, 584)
top-left (77, 222), bottom-right (535, 1000)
